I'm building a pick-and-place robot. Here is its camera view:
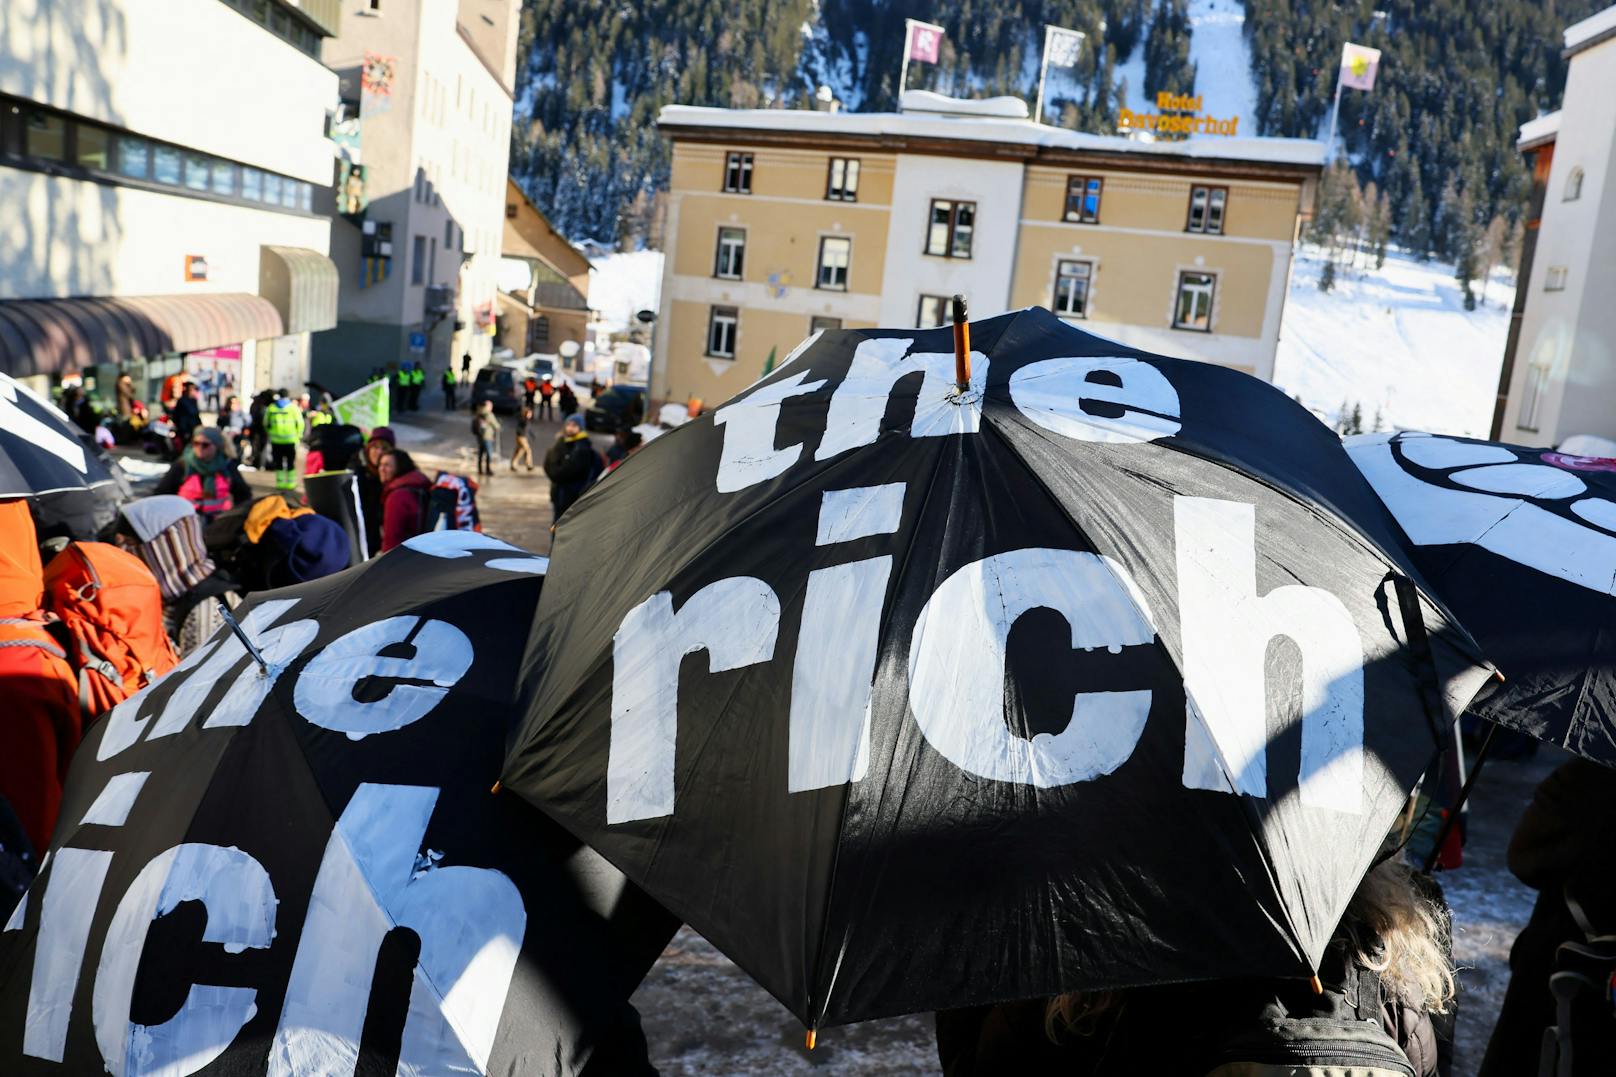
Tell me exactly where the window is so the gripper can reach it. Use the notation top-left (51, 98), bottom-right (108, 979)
top-left (1517, 363), bottom-right (1550, 432)
top-left (210, 159), bottom-right (238, 197)
top-left (916, 294), bottom-right (951, 328)
top-left (115, 134), bottom-right (149, 179)
top-left (810, 316), bottom-right (842, 333)
top-left (1173, 271), bottom-right (1216, 332)
top-left (714, 227), bottom-right (745, 279)
top-left (75, 125), bottom-right (109, 170)
top-left (429, 237), bottom-right (437, 283)
top-left (411, 235), bottom-right (427, 285)
top-left (183, 152), bottom-right (210, 191)
top-left (1565, 167), bottom-right (1584, 202)
top-left (817, 236), bottom-right (851, 291)
top-left (826, 157), bottom-right (860, 201)
top-left (707, 306), bottom-right (738, 358)
top-left (1053, 260), bottom-right (1093, 317)
top-left (262, 171), bottom-right (283, 205)
top-left (445, 219), bottom-right (455, 247)
top-left (23, 109), bottom-right (65, 161)
top-left (1545, 265), bottom-right (1569, 291)
top-left (368, 0), bottom-right (382, 10)
top-left (1186, 185), bottom-right (1227, 234)
top-left (925, 199), bottom-right (975, 258)
top-left (1064, 176), bottom-right (1102, 223)
top-left (152, 145), bottom-right (182, 185)
top-left (723, 152), bottom-right (753, 194)
top-left (241, 167), bottom-right (263, 201)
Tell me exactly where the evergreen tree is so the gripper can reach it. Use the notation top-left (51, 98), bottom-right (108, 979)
top-left (1319, 259), bottom-right (1336, 293)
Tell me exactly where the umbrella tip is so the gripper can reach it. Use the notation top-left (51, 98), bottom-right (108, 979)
top-left (490, 780), bottom-right (502, 795)
top-left (805, 1028), bottom-right (817, 1051)
top-left (1309, 974), bottom-right (1323, 995)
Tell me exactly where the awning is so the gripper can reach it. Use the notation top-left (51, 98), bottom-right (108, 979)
top-left (260, 246), bottom-right (339, 335)
top-left (0, 294), bottom-right (284, 378)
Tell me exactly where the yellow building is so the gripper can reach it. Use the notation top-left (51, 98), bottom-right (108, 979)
top-left (653, 95), bottom-right (1322, 408)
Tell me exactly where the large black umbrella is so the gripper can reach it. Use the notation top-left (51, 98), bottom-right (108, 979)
top-left (0, 374), bottom-right (123, 538)
top-left (1348, 431), bottom-right (1616, 765)
top-left (0, 531), bottom-right (675, 1076)
top-left (502, 307), bottom-right (1490, 1030)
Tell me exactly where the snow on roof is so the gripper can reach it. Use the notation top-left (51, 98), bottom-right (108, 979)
top-left (1518, 111), bottom-right (1561, 151)
top-left (658, 105), bottom-right (1324, 168)
top-left (1565, 4), bottom-right (1616, 56)
top-left (898, 90), bottom-right (1030, 120)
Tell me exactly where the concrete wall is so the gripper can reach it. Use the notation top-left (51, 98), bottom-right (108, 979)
top-left (1500, 34), bottom-right (1616, 445)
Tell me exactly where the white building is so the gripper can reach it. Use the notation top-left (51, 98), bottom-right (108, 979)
top-left (1493, 4), bottom-right (1616, 445)
top-left (0, 0), bottom-right (341, 407)
top-left (314, 0), bottom-right (519, 395)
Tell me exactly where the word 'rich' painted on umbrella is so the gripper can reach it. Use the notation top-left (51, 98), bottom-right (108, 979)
top-left (606, 335), bottom-right (1372, 825)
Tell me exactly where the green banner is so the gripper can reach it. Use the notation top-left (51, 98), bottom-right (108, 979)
top-left (331, 378), bottom-right (390, 430)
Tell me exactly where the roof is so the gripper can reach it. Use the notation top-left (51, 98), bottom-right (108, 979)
top-left (1518, 111), bottom-right (1561, 151)
top-left (658, 104), bottom-right (1325, 170)
top-left (1565, 4), bottom-right (1616, 57)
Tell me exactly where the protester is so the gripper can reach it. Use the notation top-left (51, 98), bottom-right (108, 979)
top-left (442, 364), bottom-right (458, 410)
top-left (1479, 758), bottom-right (1616, 1076)
top-left (460, 352), bottom-right (472, 383)
top-left (603, 430), bottom-right (642, 476)
top-left (472, 401), bottom-right (501, 478)
top-left (218, 395), bottom-right (251, 460)
top-left (115, 372), bottom-right (137, 418)
top-left (537, 374), bottom-right (556, 421)
top-left (544, 413), bottom-right (603, 521)
top-left (558, 379), bottom-right (578, 418)
top-left (378, 449), bottom-right (434, 551)
top-left (154, 428), bottom-right (251, 518)
top-left (355, 426), bottom-right (395, 557)
top-left (936, 860), bottom-right (1451, 1076)
top-left (264, 388), bottom-right (305, 493)
top-left (170, 382), bottom-right (202, 444)
top-left (512, 404), bottom-right (535, 471)
top-left (247, 389), bottom-right (275, 468)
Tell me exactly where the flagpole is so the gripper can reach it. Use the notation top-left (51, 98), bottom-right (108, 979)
top-left (900, 18), bottom-right (913, 101)
top-left (1034, 25), bottom-right (1052, 125)
top-left (1325, 75), bottom-right (1343, 163)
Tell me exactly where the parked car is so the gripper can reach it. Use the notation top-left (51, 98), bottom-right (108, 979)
top-left (470, 365), bottom-right (533, 414)
top-left (586, 385), bottom-right (647, 433)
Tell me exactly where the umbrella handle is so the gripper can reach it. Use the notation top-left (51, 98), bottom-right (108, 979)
top-left (1421, 722), bottom-right (1497, 874)
top-left (951, 295), bottom-right (971, 391)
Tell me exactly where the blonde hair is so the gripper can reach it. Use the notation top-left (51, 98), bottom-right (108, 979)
top-left (1043, 860), bottom-right (1455, 1043)
top-left (1338, 859), bottom-right (1456, 1014)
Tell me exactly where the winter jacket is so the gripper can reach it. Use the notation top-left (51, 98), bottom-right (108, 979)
top-left (155, 459), bottom-right (251, 515)
top-left (170, 395), bottom-right (201, 441)
top-left (380, 469), bottom-right (435, 552)
top-left (543, 432), bottom-right (601, 515)
top-left (473, 412), bottom-right (502, 442)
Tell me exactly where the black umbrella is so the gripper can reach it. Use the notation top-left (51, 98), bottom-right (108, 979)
top-left (1348, 431), bottom-right (1616, 765)
top-left (502, 307), bottom-right (1490, 1030)
top-left (0, 531), bottom-right (675, 1076)
top-left (0, 374), bottom-right (122, 537)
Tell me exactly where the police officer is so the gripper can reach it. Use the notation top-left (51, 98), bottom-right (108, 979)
top-left (265, 388), bottom-right (306, 492)
top-left (442, 364), bottom-right (458, 411)
top-left (409, 363), bottom-right (424, 411)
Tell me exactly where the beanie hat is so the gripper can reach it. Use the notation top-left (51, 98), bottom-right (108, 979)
top-left (367, 425), bottom-right (396, 446)
top-left (264, 514), bottom-right (350, 586)
top-left (565, 413), bottom-right (585, 427)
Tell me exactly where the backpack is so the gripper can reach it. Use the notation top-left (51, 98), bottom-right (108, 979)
top-left (426, 472), bottom-right (481, 532)
top-left (43, 542), bottom-right (180, 720)
top-left (1202, 964), bottom-right (1417, 1077)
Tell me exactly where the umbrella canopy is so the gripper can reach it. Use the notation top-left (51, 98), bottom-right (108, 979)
top-left (1348, 431), bottom-right (1616, 765)
top-left (0, 531), bottom-right (672, 1076)
top-left (502, 308), bottom-right (1490, 1029)
top-left (0, 373), bottom-right (118, 501)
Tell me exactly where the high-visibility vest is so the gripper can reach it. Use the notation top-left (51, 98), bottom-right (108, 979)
top-left (307, 410), bottom-right (332, 429)
top-left (178, 472), bottom-right (234, 516)
top-left (266, 401), bottom-right (304, 444)
top-left (411, 368), bottom-right (425, 386)
top-left (442, 368), bottom-right (456, 387)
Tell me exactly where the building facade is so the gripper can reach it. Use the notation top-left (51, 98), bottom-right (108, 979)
top-left (1492, 5), bottom-right (1616, 446)
top-left (313, 0), bottom-right (519, 396)
top-left (0, 0), bottom-right (341, 407)
top-left (497, 178), bottom-right (592, 362)
top-left (653, 98), bottom-right (1321, 409)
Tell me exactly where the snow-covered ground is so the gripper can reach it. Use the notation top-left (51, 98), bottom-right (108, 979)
top-left (1273, 247), bottom-right (1513, 437)
top-left (590, 249), bottom-right (664, 333)
top-left (1115, 0), bottom-right (1259, 136)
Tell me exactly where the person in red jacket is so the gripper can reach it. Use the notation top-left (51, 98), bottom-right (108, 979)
top-left (378, 449), bottom-right (434, 551)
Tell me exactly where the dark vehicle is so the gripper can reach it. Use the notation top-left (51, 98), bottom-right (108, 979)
top-left (585, 385), bottom-right (647, 433)
top-left (470, 366), bottom-right (529, 414)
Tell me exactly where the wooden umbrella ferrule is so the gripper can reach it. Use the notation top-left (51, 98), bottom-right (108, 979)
top-left (951, 294), bottom-right (971, 391)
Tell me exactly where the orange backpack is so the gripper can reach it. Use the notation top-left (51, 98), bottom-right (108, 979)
top-left (0, 500), bottom-right (82, 852)
top-left (43, 542), bottom-right (179, 720)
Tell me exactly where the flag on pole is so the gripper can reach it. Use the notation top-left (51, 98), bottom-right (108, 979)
top-left (906, 19), bottom-right (944, 64)
top-left (1044, 25), bottom-right (1085, 69)
top-left (331, 378), bottom-right (390, 430)
top-left (1339, 42), bottom-right (1381, 91)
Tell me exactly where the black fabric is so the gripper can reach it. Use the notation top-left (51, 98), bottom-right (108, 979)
top-left (1348, 433), bottom-right (1616, 767)
top-left (0, 382), bottom-right (119, 504)
top-left (503, 308), bottom-right (1490, 1027)
top-left (0, 535), bottom-right (675, 1075)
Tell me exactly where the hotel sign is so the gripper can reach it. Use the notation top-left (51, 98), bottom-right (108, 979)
top-left (1119, 93), bottom-right (1240, 136)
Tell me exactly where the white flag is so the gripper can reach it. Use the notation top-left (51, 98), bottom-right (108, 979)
top-left (1044, 25), bottom-right (1085, 69)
